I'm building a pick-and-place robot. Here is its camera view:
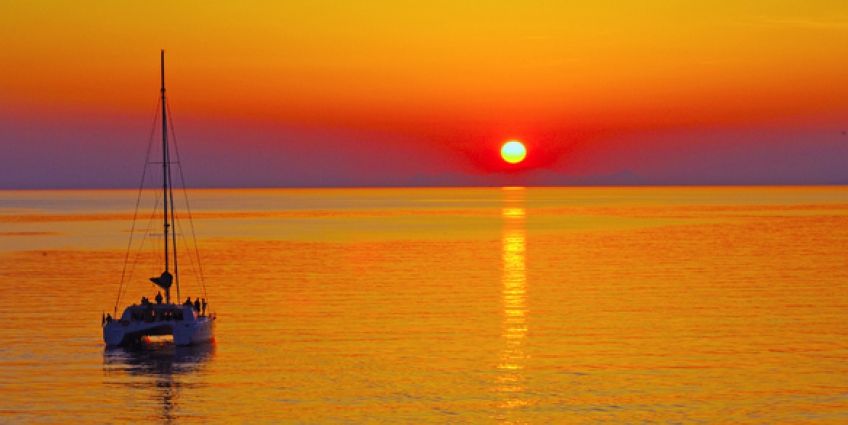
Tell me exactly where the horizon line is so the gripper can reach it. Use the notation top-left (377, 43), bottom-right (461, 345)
top-left (2, 183), bottom-right (848, 191)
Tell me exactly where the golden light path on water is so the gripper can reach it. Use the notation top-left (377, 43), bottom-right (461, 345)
top-left (498, 187), bottom-right (529, 415)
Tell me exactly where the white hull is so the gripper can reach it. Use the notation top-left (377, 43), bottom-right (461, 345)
top-left (174, 316), bottom-right (215, 346)
top-left (104, 305), bottom-right (215, 346)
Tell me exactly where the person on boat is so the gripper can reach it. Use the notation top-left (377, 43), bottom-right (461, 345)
top-left (201, 298), bottom-right (207, 316)
top-left (194, 298), bottom-right (201, 312)
top-left (184, 297), bottom-right (192, 306)
top-left (106, 313), bottom-right (112, 323)
top-left (155, 291), bottom-right (163, 304)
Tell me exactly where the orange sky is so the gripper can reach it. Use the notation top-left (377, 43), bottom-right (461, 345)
top-left (2, 1), bottom-right (848, 187)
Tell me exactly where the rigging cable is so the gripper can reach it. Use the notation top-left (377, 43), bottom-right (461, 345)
top-left (114, 97), bottom-right (160, 315)
top-left (122, 192), bottom-right (161, 304)
top-left (166, 100), bottom-right (209, 302)
top-left (175, 216), bottom-right (200, 295)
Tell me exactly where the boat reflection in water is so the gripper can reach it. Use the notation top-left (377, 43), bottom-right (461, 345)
top-left (497, 187), bottom-right (530, 415)
top-left (103, 340), bottom-right (215, 422)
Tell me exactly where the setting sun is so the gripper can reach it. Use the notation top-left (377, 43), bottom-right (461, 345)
top-left (501, 140), bottom-right (527, 164)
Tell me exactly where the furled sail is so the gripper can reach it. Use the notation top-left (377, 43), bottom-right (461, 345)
top-left (150, 271), bottom-right (173, 290)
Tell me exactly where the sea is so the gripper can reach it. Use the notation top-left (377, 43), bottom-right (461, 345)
top-left (0, 186), bottom-right (846, 423)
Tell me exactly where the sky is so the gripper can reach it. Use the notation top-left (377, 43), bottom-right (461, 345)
top-left (1, 1), bottom-right (847, 188)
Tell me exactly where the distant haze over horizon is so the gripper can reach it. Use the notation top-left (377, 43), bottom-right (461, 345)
top-left (2, 2), bottom-right (848, 189)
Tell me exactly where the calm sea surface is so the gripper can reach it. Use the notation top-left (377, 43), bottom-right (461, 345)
top-left (0, 187), bottom-right (847, 423)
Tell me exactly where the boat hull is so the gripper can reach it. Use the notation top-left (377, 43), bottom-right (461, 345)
top-left (173, 316), bottom-right (215, 346)
top-left (103, 315), bottom-right (215, 346)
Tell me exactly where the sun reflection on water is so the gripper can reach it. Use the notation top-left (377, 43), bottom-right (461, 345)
top-left (497, 187), bottom-right (529, 414)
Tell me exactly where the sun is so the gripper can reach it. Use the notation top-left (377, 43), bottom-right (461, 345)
top-left (501, 140), bottom-right (527, 164)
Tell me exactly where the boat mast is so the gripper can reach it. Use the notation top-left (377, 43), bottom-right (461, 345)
top-left (161, 50), bottom-right (169, 279)
top-left (159, 50), bottom-right (180, 304)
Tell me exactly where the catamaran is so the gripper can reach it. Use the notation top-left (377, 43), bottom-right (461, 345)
top-left (103, 51), bottom-right (215, 346)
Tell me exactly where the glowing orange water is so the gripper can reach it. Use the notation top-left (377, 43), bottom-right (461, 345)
top-left (0, 187), bottom-right (847, 422)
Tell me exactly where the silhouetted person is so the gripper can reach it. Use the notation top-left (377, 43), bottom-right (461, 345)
top-left (201, 298), bottom-right (207, 316)
top-left (155, 291), bottom-right (163, 304)
top-left (194, 298), bottom-right (201, 312)
top-left (184, 297), bottom-right (192, 306)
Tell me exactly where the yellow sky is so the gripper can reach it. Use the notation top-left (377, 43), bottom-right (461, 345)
top-left (3, 1), bottom-right (846, 131)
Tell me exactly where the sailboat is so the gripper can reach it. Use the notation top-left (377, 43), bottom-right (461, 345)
top-left (103, 51), bottom-right (215, 346)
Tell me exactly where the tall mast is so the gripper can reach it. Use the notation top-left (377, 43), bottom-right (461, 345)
top-left (147, 50), bottom-right (177, 304)
top-left (161, 50), bottom-right (170, 276)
